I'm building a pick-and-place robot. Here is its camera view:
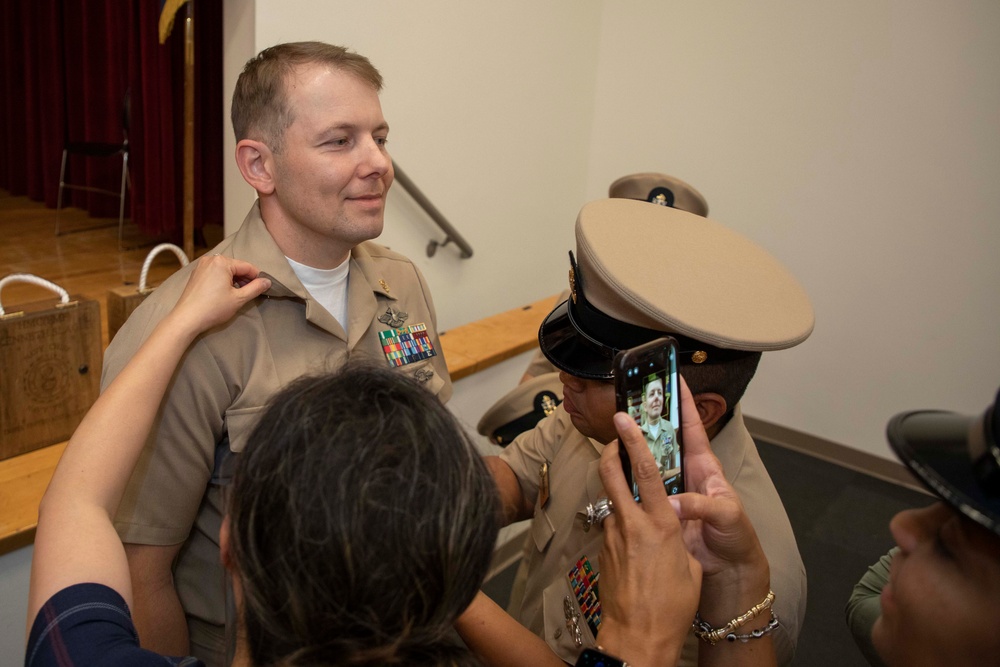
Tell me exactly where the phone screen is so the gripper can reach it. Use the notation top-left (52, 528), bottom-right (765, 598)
top-left (614, 337), bottom-right (683, 498)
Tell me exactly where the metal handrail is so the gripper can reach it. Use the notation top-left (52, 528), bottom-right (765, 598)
top-left (392, 161), bottom-right (473, 259)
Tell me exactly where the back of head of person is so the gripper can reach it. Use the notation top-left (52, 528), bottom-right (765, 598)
top-left (874, 384), bottom-right (1000, 665)
top-left (226, 364), bottom-right (500, 666)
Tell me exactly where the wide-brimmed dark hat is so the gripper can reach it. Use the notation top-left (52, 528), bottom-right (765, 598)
top-left (538, 199), bottom-right (814, 380)
top-left (609, 172), bottom-right (710, 217)
top-left (887, 386), bottom-right (1000, 536)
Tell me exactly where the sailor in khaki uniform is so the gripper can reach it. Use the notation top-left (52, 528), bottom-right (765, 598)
top-left (487, 198), bottom-right (814, 666)
top-left (103, 43), bottom-right (450, 667)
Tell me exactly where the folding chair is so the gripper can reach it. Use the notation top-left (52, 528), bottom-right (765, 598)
top-left (55, 89), bottom-right (131, 248)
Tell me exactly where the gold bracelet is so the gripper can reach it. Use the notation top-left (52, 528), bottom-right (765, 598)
top-left (691, 589), bottom-right (775, 645)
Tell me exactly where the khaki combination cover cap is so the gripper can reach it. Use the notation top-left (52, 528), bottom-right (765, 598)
top-left (576, 198), bottom-right (814, 352)
top-left (477, 372), bottom-right (563, 445)
top-left (608, 172), bottom-right (710, 217)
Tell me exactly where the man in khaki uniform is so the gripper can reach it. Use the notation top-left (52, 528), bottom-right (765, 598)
top-left (639, 375), bottom-right (679, 475)
top-left (103, 43), bottom-right (450, 667)
top-left (487, 198), bottom-right (813, 666)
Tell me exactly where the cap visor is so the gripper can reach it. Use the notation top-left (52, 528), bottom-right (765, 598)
top-left (887, 410), bottom-right (1000, 535)
top-left (538, 299), bottom-right (615, 380)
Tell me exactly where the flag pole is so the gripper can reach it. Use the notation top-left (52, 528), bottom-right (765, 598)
top-left (182, 2), bottom-right (195, 260)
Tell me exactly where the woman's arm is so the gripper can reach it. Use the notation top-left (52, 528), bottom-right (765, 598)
top-left (26, 256), bottom-right (270, 630)
top-left (668, 377), bottom-right (776, 667)
top-left (455, 592), bottom-right (566, 667)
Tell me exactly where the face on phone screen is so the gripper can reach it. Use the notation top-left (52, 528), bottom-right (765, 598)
top-left (616, 339), bottom-right (683, 497)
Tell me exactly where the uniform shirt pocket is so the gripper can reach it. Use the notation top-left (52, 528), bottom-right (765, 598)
top-left (542, 578), bottom-right (597, 662)
top-left (402, 358), bottom-right (446, 397)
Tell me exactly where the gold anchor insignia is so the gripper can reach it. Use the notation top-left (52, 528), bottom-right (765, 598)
top-left (652, 192), bottom-right (669, 205)
top-left (379, 279), bottom-right (390, 294)
top-left (569, 266), bottom-right (577, 304)
top-left (540, 394), bottom-right (558, 417)
top-left (692, 350), bottom-right (708, 364)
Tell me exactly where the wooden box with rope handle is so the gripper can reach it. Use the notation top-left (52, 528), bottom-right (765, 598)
top-left (0, 274), bottom-right (102, 461)
top-left (106, 243), bottom-right (190, 343)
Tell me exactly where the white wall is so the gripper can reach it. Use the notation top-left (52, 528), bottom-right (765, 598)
top-left (225, 0), bottom-right (1000, 461)
top-left (588, 0), bottom-right (1000, 458)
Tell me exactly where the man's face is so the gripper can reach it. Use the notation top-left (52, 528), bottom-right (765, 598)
top-left (644, 378), bottom-right (664, 423)
top-left (558, 371), bottom-right (617, 444)
top-left (267, 63), bottom-right (393, 267)
top-left (871, 503), bottom-right (1000, 666)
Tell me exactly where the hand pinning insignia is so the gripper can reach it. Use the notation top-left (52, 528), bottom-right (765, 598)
top-left (377, 307), bottom-right (408, 328)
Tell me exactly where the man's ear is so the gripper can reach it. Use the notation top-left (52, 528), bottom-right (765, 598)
top-left (235, 139), bottom-right (275, 194)
top-left (693, 392), bottom-right (728, 433)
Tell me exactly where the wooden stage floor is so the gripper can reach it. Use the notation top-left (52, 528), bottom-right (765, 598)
top-left (0, 190), bottom-right (209, 348)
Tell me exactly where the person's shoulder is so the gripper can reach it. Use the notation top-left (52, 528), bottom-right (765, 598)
top-left (356, 240), bottom-right (419, 266)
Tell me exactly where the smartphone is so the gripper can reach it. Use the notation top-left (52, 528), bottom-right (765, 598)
top-left (614, 337), bottom-right (683, 499)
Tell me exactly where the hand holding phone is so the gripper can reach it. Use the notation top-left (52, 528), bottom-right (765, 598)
top-left (614, 337), bottom-right (683, 498)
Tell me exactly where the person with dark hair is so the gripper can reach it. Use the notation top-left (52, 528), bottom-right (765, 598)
top-left (101, 42), bottom-right (450, 665)
top-left (27, 255), bottom-right (494, 667)
top-left (228, 367), bottom-right (496, 666)
top-left (844, 386), bottom-right (1000, 666)
top-left (486, 199), bottom-right (815, 665)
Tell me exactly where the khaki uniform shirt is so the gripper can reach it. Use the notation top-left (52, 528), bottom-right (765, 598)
top-left (499, 404), bottom-right (805, 666)
top-left (105, 202), bottom-right (451, 666)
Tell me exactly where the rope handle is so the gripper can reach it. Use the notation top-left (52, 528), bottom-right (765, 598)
top-left (0, 273), bottom-right (71, 317)
top-left (139, 243), bottom-right (190, 293)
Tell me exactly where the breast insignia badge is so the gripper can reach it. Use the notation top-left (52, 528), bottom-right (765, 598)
top-left (378, 306), bottom-right (408, 328)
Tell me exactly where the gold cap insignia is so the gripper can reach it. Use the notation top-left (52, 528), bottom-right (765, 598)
top-left (569, 267), bottom-right (577, 304)
top-left (540, 394), bottom-right (558, 417)
top-left (692, 350), bottom-right (708, 364)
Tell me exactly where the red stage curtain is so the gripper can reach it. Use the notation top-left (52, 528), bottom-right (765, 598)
top-left (0, 0), bottom-right (222, 242)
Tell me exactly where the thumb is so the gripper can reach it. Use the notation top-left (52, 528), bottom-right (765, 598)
top-left (235, 276), bottom-right (271, 302)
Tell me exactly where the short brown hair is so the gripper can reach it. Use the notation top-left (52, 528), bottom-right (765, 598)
top-left (231, 41), bottom-right (383, 153)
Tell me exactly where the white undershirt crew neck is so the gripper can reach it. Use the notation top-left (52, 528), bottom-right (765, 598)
top-left (285, 255), bottom-right (350, 333)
